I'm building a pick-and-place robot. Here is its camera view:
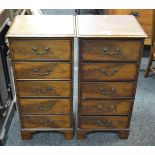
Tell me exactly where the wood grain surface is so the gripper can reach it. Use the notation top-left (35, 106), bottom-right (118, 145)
top-left (7, 15), bottom-right (75, 37)
top-left (79, 116), bottom-right (129, 129)
top-left (19, 99), bottom-right (71, 114)
top-left (14, 62), bottom-right (71, 80)
top-left (81, 63), bottom-right (138, 81)
top-left (21, 115), bottom-right (71, 128)
top-left (76, 15), bottom-right (147, 38)
top-left (107, 9), bottom-right (154, 45)
top-left (81, 39), bottom-right (142, 61)
top-left (11, 39), bottom-right (71, 60)
top-left (16, 81), bottom-right (71, 97)
top-left (80, 100), bottom-right (132, 115)
top-left (81, 82), bottom-right (135, 99)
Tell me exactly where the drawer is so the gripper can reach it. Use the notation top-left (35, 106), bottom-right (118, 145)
top-left (81, 82), bottom-right (135, 99)
top-left (79, 116), bottom-right (129, 129)
top-left (14, 62), bottom-right (71, 80)
top-left (80, 100), bottom-right (132, 115)
top-left (16, 81), bottom-right (70, 97)
top-left (11, 39), bottom-right (71, 60)
top-left (21, 115), bottom-right (71, 128)
top-left (19, 99), bottom-right (71, 114)
top-left (81, 39), bottom-right (142, 61)
top-left (81, 63), bottom-right (138, 81)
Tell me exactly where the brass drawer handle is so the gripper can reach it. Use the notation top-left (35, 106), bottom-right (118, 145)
top-left (130, 11), bottom-right (140, 17)
top-left (39, 103), bottom-right (53, 111)
top-left (97, 104), bottom-right (114, 112)
top-left (101, 68), bottom-right (119, 76)
top-left (100, 87), bottom-right (116, 94)
top-left (32, 47), bottom-right (50, 55)
top-left (35, 86), bottom-right (53, 94)
top-left (96, 120), bottom-right (112, 127)
top-left (102, 47), bottom-right (121, 56)
top-left (32, 67), bottom-right (52, 76)
top-left (39, 120), bottom-right (56, 127)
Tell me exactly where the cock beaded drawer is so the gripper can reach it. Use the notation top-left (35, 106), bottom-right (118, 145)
top-left (76, 15), bottom-right (146, 139)
top-left (7, 15), bottom-right (75, 139)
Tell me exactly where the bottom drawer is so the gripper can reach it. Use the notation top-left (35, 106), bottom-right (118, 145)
top-left (79, 116), bottom-right (129, 129)
top-left (21, 115), bottom-right (71, 128)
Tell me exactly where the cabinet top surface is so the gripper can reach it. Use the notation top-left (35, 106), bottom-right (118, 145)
top-left (7, 15), bottom-right (75, 37)
top-left (76, 15), bottom-right (147, 38)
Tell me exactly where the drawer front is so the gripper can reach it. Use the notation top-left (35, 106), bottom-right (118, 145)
top-left (81, 40), bottom-right (141, 61)
top-left (14, 62), bottom-right (71, 80)
top-left (80, 100), bottom-right (132, 115)
top-left (11, 39), bottom-right (71, 60)
top-left (19, 99), bottom-right (71, 114)
top-left (21, 115), bottom-right (71, 128)
top-left (80, 116), bottom-right (129, 129)
top-left (81, 82), bottom-right (135, 99)
top-left (17, 81), bottom-right (70, 97)
top-left (81, 63), bottom-right (138, 81)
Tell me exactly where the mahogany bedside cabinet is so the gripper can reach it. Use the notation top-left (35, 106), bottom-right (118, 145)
top-left (76, 15), bottom-right (147, 139)
top-left (7, 15), bottom-right (75, 140)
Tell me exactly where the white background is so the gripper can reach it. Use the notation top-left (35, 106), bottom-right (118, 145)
top-left (0, 0), bottom-right (155, 9)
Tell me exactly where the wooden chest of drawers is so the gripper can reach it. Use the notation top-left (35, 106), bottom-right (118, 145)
top-left (7, 15), bottom-right (75, 139)
top-left (76, 15), bottom-right (146, 139)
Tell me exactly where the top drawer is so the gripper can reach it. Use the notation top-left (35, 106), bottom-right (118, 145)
top-left (81, 39), bottom-right (142, 61)
top-left (10, 39), bottom-right (71, 61)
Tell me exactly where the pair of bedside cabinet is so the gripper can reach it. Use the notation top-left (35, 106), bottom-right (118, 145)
top-left (7, 15), bottom-right (146, 140)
